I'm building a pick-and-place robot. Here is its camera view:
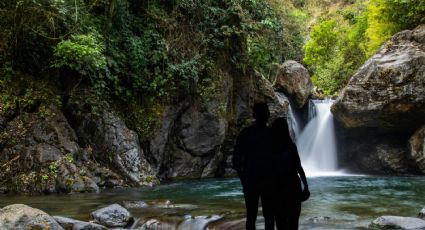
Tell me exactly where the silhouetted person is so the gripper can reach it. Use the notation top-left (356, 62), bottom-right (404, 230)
top-left (271, 117), bottom-right (309, 230)
top-left (233, 102), bottom-right (274, 230)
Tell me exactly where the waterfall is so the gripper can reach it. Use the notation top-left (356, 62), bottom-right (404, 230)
top-left (287, 99), bottom-right (340, 176)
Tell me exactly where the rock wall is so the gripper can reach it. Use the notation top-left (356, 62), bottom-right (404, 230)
top-left (332, 25), bottom-right (425, 173)
top-left (146, 71), bottom-right (289, 179)
top-left (64, 100), bottom-right (157, 186)
top-left (0, 67), bottom-right (288, 193)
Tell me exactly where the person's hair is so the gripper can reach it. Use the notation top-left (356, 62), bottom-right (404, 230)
top-left (271, 117), bottom-right (292, 150)
top-left (252, 102), bottom-right (270, 124)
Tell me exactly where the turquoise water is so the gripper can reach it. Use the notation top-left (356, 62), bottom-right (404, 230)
top-left (1, 176), bottom-right (425, 229)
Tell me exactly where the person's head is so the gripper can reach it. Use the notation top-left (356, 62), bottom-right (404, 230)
top-left (271, 117), bottom-right (291, 142)
top-left (252, 102), bottom-right (270, 125)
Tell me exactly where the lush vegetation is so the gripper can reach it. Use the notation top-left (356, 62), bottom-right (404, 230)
top-left (0, 0), bottom-right (306, 139)
top-left (303, 0), bottom-right (425, 95)
top-left (1, 0), bottom-right (424, 111)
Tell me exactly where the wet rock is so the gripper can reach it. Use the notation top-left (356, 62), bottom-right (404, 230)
top-left (140, 219), bottom-right (178, 230)
top-left (369, 216), bottom-right (425, 229)
top-left (54, 216), bottom-right (107, 230)
top-left (0, 204), bottom-right (63, 229)
top-left (418, 207), bottom-right (425, 220)
top-left (332, 25), bottom-right (425, 133)
top-left (274, 60), bottom-right (313, 108)
top-left (90, 204), bottom-right (133, 228)
top-left (122, 201), bottom-right (149, 209)
top-left (177, 215), bottom-right (222, 230)
top-left (409, 126), bottom-right (425, 173)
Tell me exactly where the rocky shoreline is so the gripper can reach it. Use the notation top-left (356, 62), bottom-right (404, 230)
top-left (2, 202), bottom-right (425, 229)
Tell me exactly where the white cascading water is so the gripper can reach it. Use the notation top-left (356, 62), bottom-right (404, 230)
top-left (287, 99), bottom-right (340, 176)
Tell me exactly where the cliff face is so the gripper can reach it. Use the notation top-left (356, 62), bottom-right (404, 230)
top-left (332, 25), bottom-right (425, 173)
top-left (145, 72), bottom-right (288, 180)
top-left (0, 70), bottom-right (288, 194)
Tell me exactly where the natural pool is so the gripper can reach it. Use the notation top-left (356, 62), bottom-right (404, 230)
top-left (1, 175), bottom-right (425, 229)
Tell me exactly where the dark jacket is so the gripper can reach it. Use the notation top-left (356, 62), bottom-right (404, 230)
top-left (232, 123), bottom-right (273, 183)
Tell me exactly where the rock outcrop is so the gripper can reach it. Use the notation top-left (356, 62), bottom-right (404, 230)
top-left (332, 25), bottom-right (425, 173)
top-left (0, 204), bottom-right (63, 230)
top-left (0, 104), bottom-right (99, 193)
top-left (65, 100), bottom-right (157, 186)
top-left (147, 72), bottom-right (289, 179)
top-left (332, 25), bottom-right (425, 133)
top-left (274, 60), bottom-right (313, 108)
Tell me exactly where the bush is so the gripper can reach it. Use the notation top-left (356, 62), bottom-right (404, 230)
top-left (53, 32), bottom-right (107, 75)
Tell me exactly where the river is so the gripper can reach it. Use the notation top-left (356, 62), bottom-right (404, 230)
top-left (1, 175), bottom-right (425, 229)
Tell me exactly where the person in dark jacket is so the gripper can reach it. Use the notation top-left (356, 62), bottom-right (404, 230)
top-left (271, 117), bottom-right (309, 230)
top-left (233, 102), bottom-right (274, 230)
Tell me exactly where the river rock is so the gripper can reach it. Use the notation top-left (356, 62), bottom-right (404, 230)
top-left (0, 204), bottom-right (63, 229)
top-left (369, 216), bottom-right (425, 229)
top-left (177, 215), bottom-right (222, 230)
top-left (140, 219), bottom-right (178, 230)
top-left (54, 216), bottom-right (107, 230)
top-left (332, 25), bottom-right (425, 133)
top-left (90, 204), bottom-right (133, 228)
top-left (409, 126), bottom-right (425, 173)
top-left (419, 207), bottom-right (425, 220)
top-left (274, 60), bottom-right (313, 108)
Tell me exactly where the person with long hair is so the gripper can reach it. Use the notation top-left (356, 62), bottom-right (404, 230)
top-left (270, 117), bottom-right (309, 230)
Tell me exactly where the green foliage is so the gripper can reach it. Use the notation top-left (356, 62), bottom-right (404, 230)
top-left (246, 0), bottom-right (306, 80)
top-left (303, 0), bottom-right (423, 95)
top-left (366, 0), bottom-right (425, 54)
top-left (53, 33), bottom-right (107, 75)
top-left (304, 19), bottom-right (339, 66)
top-left (65, 153), bottom-right (74, 163)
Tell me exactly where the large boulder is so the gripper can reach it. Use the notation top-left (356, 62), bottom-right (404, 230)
top-left (0, 204), bottom-right (63, 229)
top-left (90, 204), bottom-right (133, 228)
top-left (369, 216), bottom-right (425, 229)
top-left (409, 126), bottom-right (425, 173)
top-left (332, 25), bottom-right (425, 133)
top-left (274, 60), bottom-right (313, 108)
